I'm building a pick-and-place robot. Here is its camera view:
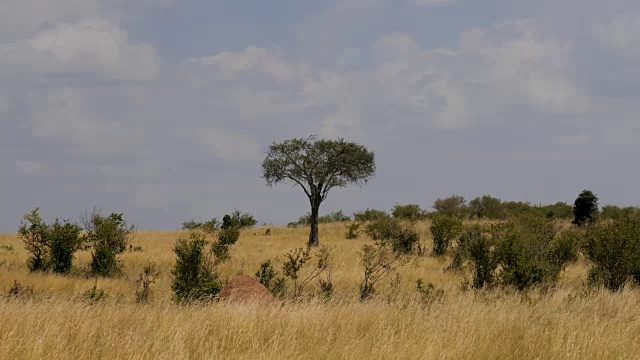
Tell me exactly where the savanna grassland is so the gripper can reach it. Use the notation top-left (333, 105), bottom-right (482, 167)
top-left (1, 221), bottom-right (640, 360)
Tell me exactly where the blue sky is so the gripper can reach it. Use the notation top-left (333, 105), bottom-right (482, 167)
top-left (1, 0), bottom-right (640, 231)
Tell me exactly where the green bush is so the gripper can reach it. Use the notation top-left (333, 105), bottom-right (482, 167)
top-left (430, 215), bottom-right (463, 256)
top-left (82, 211), bottom-right (134, 276)
top-left (221, 209), bottom-right (257, 230)
top-left (583, 219), bottom-right (640, 291)
top-left (255, 259), bottom-right (286, 298)
top-left (432, 195), bottom-right (468, 219)
top-left (392, 204), bottom-right (426, 220)
top-left (365, 217), bottom-right (419, 254)
top-left (353, 208), bottom-right (388, 222)
top-left (572, 190), bottom-right (599, 226)
top-left (536, 202), bottom-right (573, 219)
top-left (289, 210), bottom-right (351, 227)
top-left (601, 205), bottom-right (640, 222)
top-left (359, 241), bottom-right (405, 301)
top-left (345, 223), bottom-right (360, 239)
top-left (171, 232), bottom-right (222, 302)
top-left (467, 225), bottom-right (498, 289)
top-left (211, 227), bottom-right (240, 263)
top-left (18, 208), bottom-right (83, 274)
top-left (469, 195), bottom-right (504, 219)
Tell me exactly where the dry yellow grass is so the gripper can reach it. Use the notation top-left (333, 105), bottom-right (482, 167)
top-left (1, 222), bottom-right (639, 359)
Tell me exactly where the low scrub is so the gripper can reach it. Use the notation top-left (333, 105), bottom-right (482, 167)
top-left (583, 219), bottom-right (640, 291)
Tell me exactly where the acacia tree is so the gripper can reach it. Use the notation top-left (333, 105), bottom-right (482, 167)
top-left (262, 136), bottom-right (376, 247)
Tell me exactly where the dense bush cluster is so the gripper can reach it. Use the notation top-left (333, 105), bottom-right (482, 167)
top-left (11, 187), bottom-right (640, 306)
top-left (287, 210), bottom-right (351, 228)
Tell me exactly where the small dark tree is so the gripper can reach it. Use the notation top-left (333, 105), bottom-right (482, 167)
top-left (82, 210), bottom-right (134, 277)
top-left (391, 204), bottom-right (425, 220)
top-left (262, 136), bottom-right (376, 247)
top-left (572, 190), bottom-right (599, 226)
top-left (469, 195), bottom-right (504, 219)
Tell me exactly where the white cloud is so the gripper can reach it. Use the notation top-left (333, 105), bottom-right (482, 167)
top-left (0, 0), bottom-right (100, 40)
top-left (30, 87), bottom-right (138, 157)
top-left (594, 14), bottom-right (640, 54)
top-left (2, 19), bottom-right (160, 81)
top-left (199, 129), bottom-right (260, 162)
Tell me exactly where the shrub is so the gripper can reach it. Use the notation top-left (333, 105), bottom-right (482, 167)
top-left (430, 215), bottom-right (463, 256)
top-left (290, 210), bottom-right (352, 227)
top-left (537, 202), bottom-right (573, 220)
top-left (359, 241), bottom-right (406, 301)
top-left (467, 225), bottom-right (498, 289)
top-left (136, 262), bottom-right (159, 304)
top-left (583, 219), bottom-right (640, 291)
top-left (365, 217), bottom-right (419, 254)
top-left (221, 209), bottom-right (257, 230)
top-left (18, 208), bottom-right (83, 274)
top-left (211, 227), bottom-right (240, 263)
top-left (469, 195), bottom-right (504, 219)
top-left (18, 209), bottom-right (51, 272)
top-left (415, 279), bottom-right (444, 305)
top-left (353, 208), bottom-right (388, 222)
top-left (432, 195), bottom-right (468, 219)
top-left (82, 210), bottom-right (134, 276)
top-left (572, 190), bottom-right (599, 226)
top-left (171, 232), bottom-right (222, 302)
top-left (282, 247), bottom-right (332, 298)
top-left (494, 215), bottom-right (577, 290)
top-left (255, 259), bottom-right (286, 298)
top-left (392, 204), bottom-right (426, 220)
top-left (345, 223), bottom-right (360, 239)
top-left (601, 205), bottom-right (640, 222)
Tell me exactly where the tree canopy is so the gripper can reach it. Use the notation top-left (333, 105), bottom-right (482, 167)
top-left (262, 136), bottom-right (375, 246)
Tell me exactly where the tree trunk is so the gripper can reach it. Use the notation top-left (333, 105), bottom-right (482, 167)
top-left (308, 198), bottom-right (321, 247)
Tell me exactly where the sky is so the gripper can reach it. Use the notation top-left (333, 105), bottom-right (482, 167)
top-left (1, 0), bottom-right (640, 232)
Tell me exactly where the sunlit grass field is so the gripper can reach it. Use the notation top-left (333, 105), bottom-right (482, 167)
top-left (1, 222), bottom-right (639, 359)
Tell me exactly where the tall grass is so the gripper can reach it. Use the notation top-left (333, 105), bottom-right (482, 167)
top-left (1, 222), bottom-right (639, 359)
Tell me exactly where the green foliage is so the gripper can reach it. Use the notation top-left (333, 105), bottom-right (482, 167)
top-left (262, 135), bottom-right (376, 247)
top-left (90, 243), bottom-right (119, 277)
top-left (82, 210), bottom-right (134, 277)
top-left (572, 190), bottom-right (599, 226)
top-left (290, 210), bottom-right (352, 227)
top-left (415, 279), bottom-right (444, 305)
top-left (536, 202), bottom-right (573, 219)
top-left (255, 259), bottom-right (286, 298)
top-left (365, 217), bottom-right (419, 254)
top-left (18, 209), bottom-right (51, 272)
top-left (469, 195), bottom-right (504, 219)
top-left (171, 232), bottom-right (222, 302)
top-left (221, 209), bottom-right (257, 230)
top-left (281, 247), bottom-right (332, 298)
top-left (583, 219), bottom-right (640, 291)
top-left (359, 242), bottom-right (405, 301)
top-left (430, 215), bottom-right (463, 256)
top-left (466, 225), bottom-right (498, 289)
top-left (392, 204), bottom-right (426, 220)
top-left (601, 205), bottom-right (640, 222)
top-left (353, 208), bottom-right (388, 222)
top-left (211, 227), bottom-right (240, 263)
top-left (432, 195), bottom-right (468, 219)
top-left (181, 218), bottom-right (219, 233)
top-left (345, 223), bottom-right (361, 239)
top-left (136, 262), bottom-right (159, 304)
top-left (18, 208), bottom-right (83, 274)
top-left (48, 220), bottom-right (83, 274)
